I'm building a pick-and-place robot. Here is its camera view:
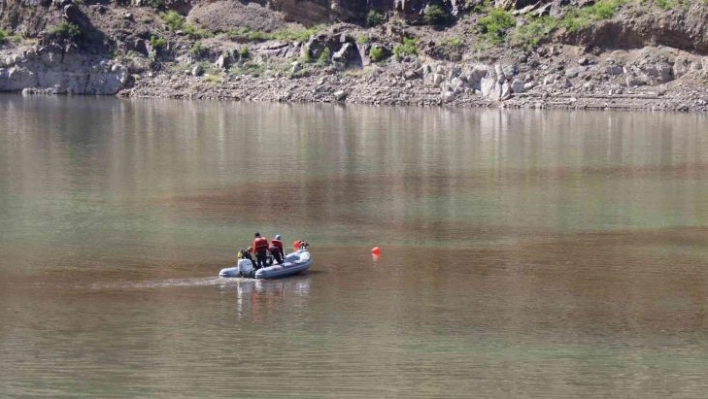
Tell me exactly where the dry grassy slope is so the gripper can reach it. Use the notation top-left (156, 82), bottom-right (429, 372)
top-left (560, 3), bottom-right (708, 55)
top-left (3, 0), bottom-right (708, 58)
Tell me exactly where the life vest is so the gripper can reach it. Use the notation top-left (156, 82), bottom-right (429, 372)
top-left (255, 236), bottom-right (268, 250)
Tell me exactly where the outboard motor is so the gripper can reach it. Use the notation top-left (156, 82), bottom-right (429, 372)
top-left (238, 258), bottom-right (255, 278)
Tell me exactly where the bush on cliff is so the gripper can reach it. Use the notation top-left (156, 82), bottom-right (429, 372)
top-left (510, 15), bottom-right (558, 49)
top-left (0, 29), bottom-right (7, 45)
top-left (190, 41), bottom-right (207, 58)
top-left (477, 8), bottom-right (515, 44)
top-left (560, 0), bottom-right (625, 32)
top-left (317, 47), bottom-right (331, 65)
top-left (161, 10), bottom-right (184, 31)
top-left (424, 5), bottom-right (449, 25)
top-left (366, 10), bottom-right (386, 27)
top-left (369, 45), bottom-right (386, 62)
top-left (161, 10), bottom-right (211, 38)
top-left (149, 35), bottom-right (166, 60)
top-left (49, 22), bottom-right (82, 41)
top-left (393, 37), bottom-right (417, 60)
top-left (239, 46), bottom-right (250, 60)
top-left (229, 25), bottom-right (322, 43)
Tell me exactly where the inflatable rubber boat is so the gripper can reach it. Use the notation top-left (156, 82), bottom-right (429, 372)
top-left (219, 249), bottom-right (312, 279)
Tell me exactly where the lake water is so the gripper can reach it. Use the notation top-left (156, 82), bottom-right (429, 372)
top-left (2, 95), bottom-right (708, 398)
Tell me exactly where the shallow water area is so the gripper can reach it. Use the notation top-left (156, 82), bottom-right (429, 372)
top-left (2, 96), bottom-right (708, 398)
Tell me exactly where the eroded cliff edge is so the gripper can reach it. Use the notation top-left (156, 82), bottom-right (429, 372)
top-left (1, 0), bottom-right (708, 111)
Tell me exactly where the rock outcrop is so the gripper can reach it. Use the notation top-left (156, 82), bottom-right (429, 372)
top-left (0, 45), bottom-right (129, 94)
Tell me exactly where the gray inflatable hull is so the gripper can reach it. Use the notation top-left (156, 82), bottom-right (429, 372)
top-left (219, 249), bottom-right (312, 279)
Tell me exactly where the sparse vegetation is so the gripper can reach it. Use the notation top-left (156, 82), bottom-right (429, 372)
top-left (150, 35), bottom-right (166, 50)
top-left (205, 74), bottom-right (222, 84)
top-left (49, 22), bottom-right (81, 41)
top-left (300, 49), bottom-right (312, 63)
top-left (190, 41), bottom-right (207, 58)
top-left (148, 0), bottom-right (165, 10)
top-left (438, 37), bottom-right (465, 60)
top-left (357, 34), bottom-right (370, 44)
top-left (161, 10), bottom-right (211, 38)
top-left (424, 4), bottom-right (449, 25)
top-left (447, 37), bottom-right (464, 48)
top-left (229, 25), bottom-right (323, 43)
top-left (468, 0), bottom-right (491, 13)
top-left (239, 46), bottom-right (250, 60)
top-left (0, 29), bottom-right (7, 45)
top-left (477, 8), bottom-right (515, 44)
top-left (161, 10), bottom-right (185, 31)
top-left (317, 47), bottom-right (331, 65)
top-left (369, 45), bottom-right (386, 62)
top-left (366, 10), bottom-right (386, 27)
top-left (183, 24), bottom-right (212, 39)
top-left (654, 0), bottom-right (686, 8)
top-left (393, 37), bottom-right (417, 60)
top-left (510, 15), bottom-right (558, 49)
top-left (560, 0), bottom-right (625, 32)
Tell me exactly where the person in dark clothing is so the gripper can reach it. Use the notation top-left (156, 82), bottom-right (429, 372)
top-left (269, 234), bottom-right (284, 265)
top-left (251, 232), bottom-right (270, 269)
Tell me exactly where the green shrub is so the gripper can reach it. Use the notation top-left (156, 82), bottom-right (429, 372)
top-left (0, 29), bottom-right (7, 45)
top-left (366, 10), bottom-right (386, 27)
top-left (357, 34), bottom-right (370, 44)
top-left (424, 4), bottom-right (449, 25)
top-left (447, 37), bottom-right (463, 47)
top-left (161, 10), bottom-right (184, 31)
top-left (369, 45), bottom-right (386, 62)
top-left (469, 0), bottom-right (491, 13)
top-left (393, 37), bottom-right (417, 60)
top-left (49, 22), bottom-right (81, 40)
top-left (150, 35), bottom-right (166, 50)
top-left (183, 24), bottom-right (212, 39)
top-left (301, 49), bottom-right (312, 63)
top-left (560, 0), bottom-right (625, 32)
top-left (477, 8), bottom-right (515, 44)
top-left (148, 0), bottom-right (165, 10)
top-left (317, 47), bottom-right (331, 65)
top-left (510, 15), bottom-right (558, 48)
top-left (239, 46), bottom-right (250, 59)
top-left (230, 25), bottom-right (323, 43)
top-left (654, 0), bottom-right (685, 8)
top-left (189, 41), bottom-right (207, 58)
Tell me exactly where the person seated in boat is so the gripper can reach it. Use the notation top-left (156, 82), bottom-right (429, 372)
top-left (252, 232), bottom-right (270, 270)
top-left (237, 253), bottom-right (255, 278)
top-left (270, 234), bottom-right (284, 264)
top-left (237, 247), bottom-right (254, 263)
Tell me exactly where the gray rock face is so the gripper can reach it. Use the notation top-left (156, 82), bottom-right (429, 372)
top-left (511, 78), bottom-right (525, 94)
top-left (0, 48), bottom-right (129, 95)
top-left (215, 54), bottom-right (231, 70)
top-left (642, 62), bottom-right (673, 84)
top-left (606, 65), bottom-right (624, 75)
top-left (332, 42), bottom-right (362, 70)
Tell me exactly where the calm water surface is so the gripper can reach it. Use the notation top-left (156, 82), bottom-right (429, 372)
top-left (2, 96), bottom-right (708, 398)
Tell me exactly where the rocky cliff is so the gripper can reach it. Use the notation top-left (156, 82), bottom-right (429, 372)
top-left (1, 0), bottom-right (707, 111)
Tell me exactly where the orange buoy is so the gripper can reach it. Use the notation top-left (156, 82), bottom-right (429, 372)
top-left (371, 247), bottom-right (381, 256)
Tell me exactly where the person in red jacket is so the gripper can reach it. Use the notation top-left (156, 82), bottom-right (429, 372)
top-left (252, 232), bottom-right (270, 269)
top-left (270, 234), bottom-right (284, 264)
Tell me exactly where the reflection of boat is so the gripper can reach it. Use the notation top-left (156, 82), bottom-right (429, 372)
top-left (233, 276), bottom-right (311, 296)
top-left (219, 249), bottom-right (312, 279)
